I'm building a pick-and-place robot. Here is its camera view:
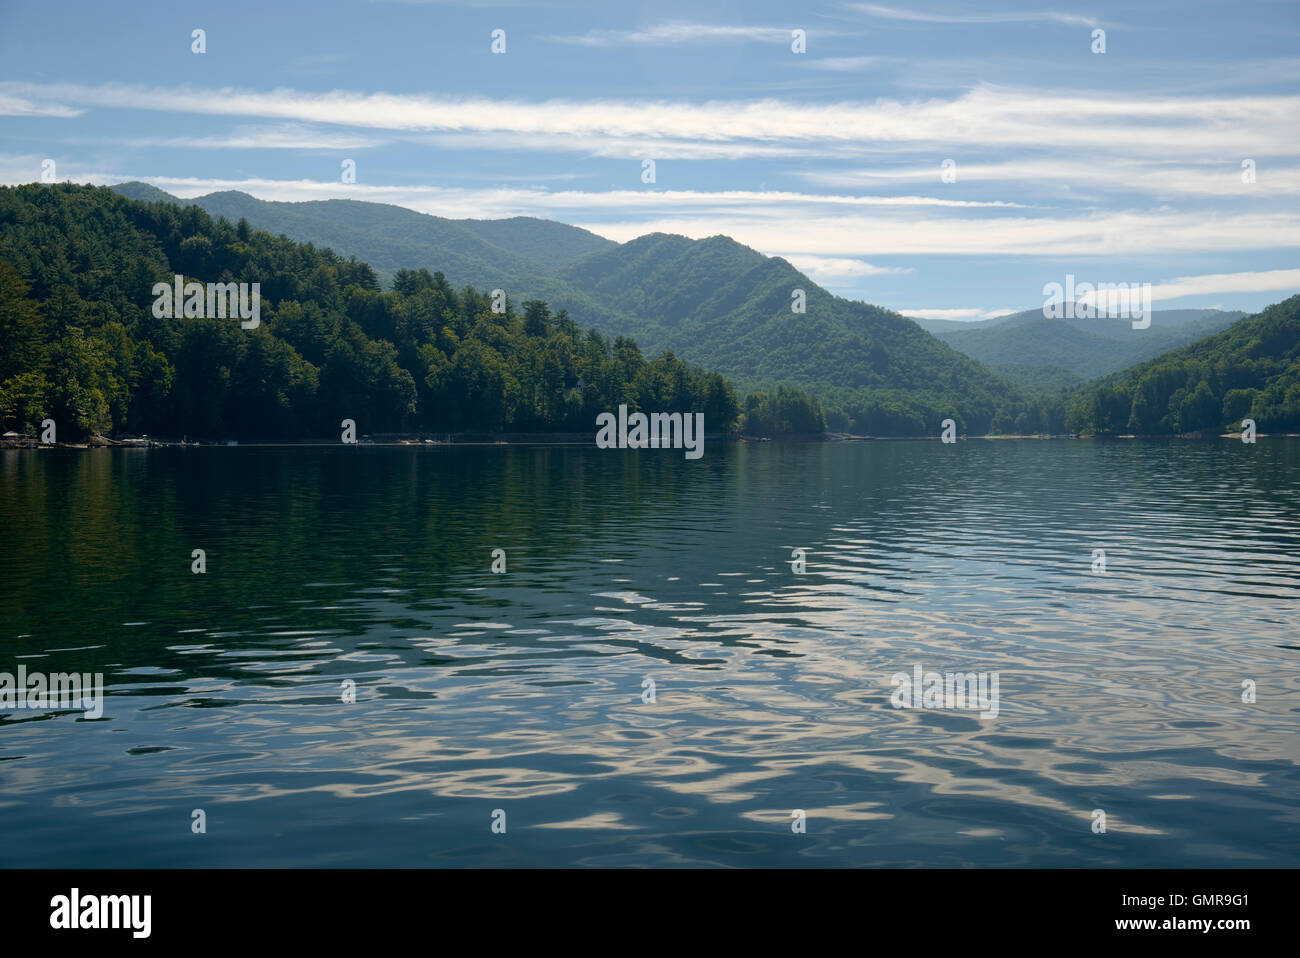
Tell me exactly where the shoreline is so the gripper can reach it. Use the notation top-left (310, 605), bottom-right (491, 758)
top-left (3, 432), bottom-right (1294, 450)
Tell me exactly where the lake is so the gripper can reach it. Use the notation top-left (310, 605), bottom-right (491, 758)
top-left (1, 440), bottom-right (1297, 867)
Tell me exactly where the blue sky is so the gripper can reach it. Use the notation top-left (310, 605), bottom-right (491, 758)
top-left (1, 0), bottom-right (1297, 318)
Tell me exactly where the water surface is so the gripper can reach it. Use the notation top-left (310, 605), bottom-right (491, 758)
top-left (1, 440), bottom-right (1297, 867)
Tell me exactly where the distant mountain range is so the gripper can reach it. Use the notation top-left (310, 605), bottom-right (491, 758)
top-left (911, 307), bottom-right (1246, 393)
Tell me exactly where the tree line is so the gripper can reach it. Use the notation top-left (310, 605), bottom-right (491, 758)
top-left (1065, 295), bottom-right (1300, 435)
top-left (0, 185), bottom-right (826, 440)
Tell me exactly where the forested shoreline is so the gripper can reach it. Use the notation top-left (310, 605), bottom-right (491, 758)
top-left (4, 184), bottom-right (1297, 444)
top-left (0, 184), bottom-right (829, 441)
top-left (104, 184), bottom-right (1064, 438)
top-left (1065, 294), bottom-right (1300, 435)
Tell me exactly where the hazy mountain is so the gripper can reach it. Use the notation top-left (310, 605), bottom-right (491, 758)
top-left (912, 307), bottom-right (1242, 336)
top-left (911, 307), bottom-right (1246, 388)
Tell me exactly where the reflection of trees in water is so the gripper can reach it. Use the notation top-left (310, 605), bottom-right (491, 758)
top-left (4, 439), bottom-right (1299, 685)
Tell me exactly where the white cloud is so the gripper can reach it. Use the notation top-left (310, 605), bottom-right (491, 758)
top-left (417, 131), bottom-right (818, 160)
top-left (785, 255), bottom-right (915, 283)
top-left (848, 3), bottom-right (1100, 28)
top-left (545, 22), bottom-right (796, 47)
top-left (4, 81), bottom-right (1295, 158)
top-left (1149, 269), bottom-right (1300, 302)
top-left (0, 93), bottom-right (81, 118)
top-left (796, 158), bottom-right (1300, 197)
top-left (2, 158), bottom-right (1293, 261)
top-left (582, 210), bottom-right (1300, 258)
top-left (900, 307), bottom-right (997, 320)
top-left (801, 56), bottom-right (890, 72)
top-left (1043, 269), bottom-right (1300, 313)
top-left (130, 124), bottom-right (385, 151)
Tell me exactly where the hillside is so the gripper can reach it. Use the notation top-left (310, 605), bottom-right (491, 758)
top-left (1067, 294), bottom-right (1300, 434)
top-left (0, 184), bottom-right (742, 439)
top-left (108, 182), bottom-right (624, 327)
top-left (560, 233), bottom-right (1049, 434)
top-left (456, 216), bottom-right (615, 274)
top-left (912, 307), bottom-right (1245, 389)
top-left (108, 184), bottom-right (1053, 435)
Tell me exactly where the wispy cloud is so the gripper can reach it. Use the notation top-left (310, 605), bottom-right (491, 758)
top-left (1147, 268), bottom-right (1300, 302)
top-left (2, 157), bottom-right (1293, 262)
top-left (848, 3), bottom-right (1100, 28)
top-left (919, 269), bottom-right (1300, 320)
top-left (902, 307), bottom-right (1012, 320)
top-left (545, 22), bottom-right (796, 47)
top-left (5, 81), bottom-right (1295, 159)
top-left (129, 123), bottom-right (385, 151)
top-left (796, 158), bottom-right (1300, 198)
top-left (787, 255), bottom-right (915, 284)
top-left (0, 92), bottom-right (81, 118)
top-left (801, 56), bottom-right (891, 72)
top-left (416, 131), bottom-right (819, 161)
top-left (583, 209), bottom-right (1300, 258)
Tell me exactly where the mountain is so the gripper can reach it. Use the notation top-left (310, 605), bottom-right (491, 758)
top-left (911, 307), bottom-right (1241, 336)
top-left (456, 216), bottom-right (615, 274)
top-left (110, 183), bottom-right (614, 277)
top-left (109, 183), bottom-right (1053, 435)
top-left (109, 181), bottom-right (179, 205)
top-left (991, 364), bottom-right (1086, 394)
top-left (108, 182), bottom-right (622, 325)
top-left (0, 183), bottom-right (744, 439)
top-left (558, 232), bottom-right (1054, 434)
top-left (912, 307), bottom-right (1246, 392)
top-left (1067, 294), bottom-right (1300, 434)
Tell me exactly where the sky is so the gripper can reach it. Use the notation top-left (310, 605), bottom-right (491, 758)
top-left (1, 0), bottom-right (1297, 319)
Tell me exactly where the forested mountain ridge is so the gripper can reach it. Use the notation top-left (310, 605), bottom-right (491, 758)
top-left (560, 232), bottom-right (1054, 435)
top-left (1067, 294), bottom-right (1300, 435)
top-left (108, 184), bottom-right (1054, 435)
top-left (0, 183), bottom-right (751, 440)
top-left (108, 182), bottom-right (625, 329)
top-left (10, 184), bottom-right (1295, 442)
top-left (456, 216), bottom-right (616, 275)
top-left (110, 182), bottom-right (616, 276)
